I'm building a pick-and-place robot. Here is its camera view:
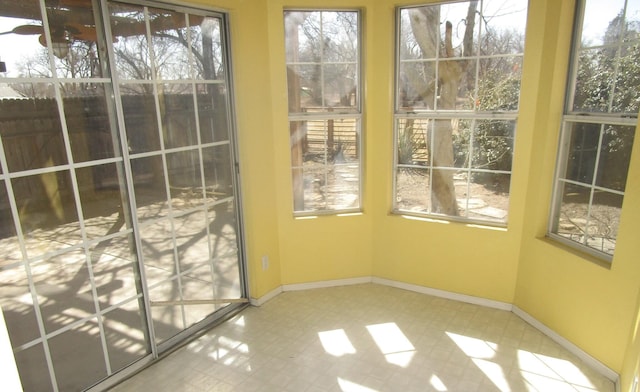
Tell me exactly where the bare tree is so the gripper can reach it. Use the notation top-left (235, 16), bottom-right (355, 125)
top-left (407, 2), bottom-right (477, 215)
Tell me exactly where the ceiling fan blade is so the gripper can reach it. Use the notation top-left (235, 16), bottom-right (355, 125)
top-left (0, 25), bottom-right (45, 35)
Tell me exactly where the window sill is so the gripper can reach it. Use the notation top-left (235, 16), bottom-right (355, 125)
top-left (391, 210), bottom-right (508, 231)
top-left (539, 234), bottom-right (613, 270)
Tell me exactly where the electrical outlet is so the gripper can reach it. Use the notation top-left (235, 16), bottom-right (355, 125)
top-left (261, 255), bottom-right (269, 271)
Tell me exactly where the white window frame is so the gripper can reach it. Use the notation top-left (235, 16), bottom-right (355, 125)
top-left (284, 9), bottom-right (363, 216)
top-left (392, 1), bottom-right (527, 226)
top-left (548, 0), bottom-right (638, 261)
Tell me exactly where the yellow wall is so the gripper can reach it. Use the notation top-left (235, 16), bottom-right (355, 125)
top-left (369, 0), bottom-right (522, 303)
top-left (512, 0), bottom-right (640, 380)
top-left (197, 0), bottom-right (640, 388)
top-left (266, 0), bottom-right (375, 286)
top-left (191, 0), bottom-right (284, 298)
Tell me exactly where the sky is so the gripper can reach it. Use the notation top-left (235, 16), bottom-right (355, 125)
top-left (0, 16), bottom-right (45, 77)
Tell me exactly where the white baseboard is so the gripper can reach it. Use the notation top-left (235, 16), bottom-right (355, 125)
top-left (249, 285), bottom-right (282, 307)
top-left (372, 276), bottom-right (513, 311)
top-left (247, 276), bottom-right (619, 387)
top-left (512, 305), bottom-right (619, 384)
top-left (282, 276), bottom-right (372, 292)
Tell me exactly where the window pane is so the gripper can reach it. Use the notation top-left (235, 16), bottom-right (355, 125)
top-left (581, 0), bottom-right (626, 46)
top-left (323, 12), bottom-right (358, 63)
top-left (291, 118), bottom-right (360, 212)
top-left (174, 208), bottom-right (209, 274)
top-left (13, 171), bottom-right (82, 258)
top-left (110, 3), bottom-right (150, 80)
top-left (63, 84), bottom-right (119, 162)
top-left (159, 84), bottom-right (199, 149)
top-left (573, 0), bottom-right (640, 114)
top-left (285, 10), bottom-right (359, 114)
top-left (167, 149), bottom-right (203, 213)
top-left (324, 63), bottom-right (357, 109)
top-left (394, 1), bottom-right (525, 224)
top-left (396, 167), bottom-right (429, 211)
top-left (398, 2), bottom-right (526, 113)
top-left (466, 172), bottom-right (510, 222)
top-left (562, 122), bottom-right (600, 185)
top-left (76, 163), bottom-right (128, 239)
top-left (471, 120), bottom-right (515, 171)
top-left (431, 168), bottom-right (459, 215)
top-left (587, 191), bottom-right (623, 255)
top-left (0, 91), bottom-right (69, 171)
top-left (285, 12), bottom-right (320, 63)
top-left (131, 155), bottom-right (169, 222)
top-left (595, 124), bottom-right (635, 191)
top-left (148, 8), bottom-right (191, 80)
top-left (453, 119), bottom-right (472, 169)
top-left (555, 182), bottom-right (590, 244)
top-left (477, 57), bottom-right (523, 111)
top-left (15, 343), bottom-right (52, 392)
top-left (612, 44), bottom-right (640, 113)
top-left (286, 10), bottom-right (360, 214)
top-left (103, 300), bottom-right (149, 371)
top-left (573, 48), bottom-right (616, 113)
top-left (479, 0), bottom-right (528, 55)
top-left (189, 17), bottom-right (224, 80)
top-left (0, 0), bottom-right (49, 78)
top-left (202, 145), bottom-right (233, 200)
top-left (121, 87), bottom-right (162, 154)
top-left (551, 0), bottom-right (638, 258)
top-left (91, 234), bottom-right (140, 307)
top-left (0, 265), bottom-right (41, 346)
top-left (48, 319), bottom-right (107, 391)
top-left (139, 219), bottom-right (175, 286)
top-left (45, 0), bottom-right (105, 79)
top-left (555, 182), bottom-right (622, 256)
top-left (32, 249), bottom-right (93, 334)
top-left (397, 118), bottom-right (429, 166)
top-left (436, 59), bottom-right (475, 111)
top-left (398, 60), bottom-right (436, 110)
top-left (0, 181), bottom-right (20, 265)
top-left (196, 83), bottom-right (229, 144)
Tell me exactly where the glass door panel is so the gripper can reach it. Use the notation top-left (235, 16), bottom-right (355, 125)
top-left (109, 1), bottom-right (245, 348)
top-left (0, 0), bottom-right (245, 390)
top-left (0, 0), bottom-right (149, 390)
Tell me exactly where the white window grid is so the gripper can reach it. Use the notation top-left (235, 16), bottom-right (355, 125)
top-left (548, 0), bottom-right (639, 261)
top-left (0, 2), bottom-right (245, 390)
top-left (392, 1), bottom-right (525, 225)
top-left (285, 9), bottom-right (363, 215)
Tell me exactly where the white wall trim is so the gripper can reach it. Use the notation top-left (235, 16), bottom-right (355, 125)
top-left (282, 276), bottom-right (372, 292)
top-left (249, 285), bottom-right (282, 307)
top-left (511, 305), bottom-right (619, 384)
top-left (372, 277), bottom-right (513, 311)
top-left (246, 277), bottom-right (620, 388)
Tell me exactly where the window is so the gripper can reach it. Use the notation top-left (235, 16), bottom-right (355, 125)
top-left (393, 0), bottom-right (528, 224)
top-left (549, 0), bottom-right (639, 260)
top-left (285, 10), bottom-right (362, 215)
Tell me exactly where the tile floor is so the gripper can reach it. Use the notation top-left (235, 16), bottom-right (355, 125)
top-left (111, 284), bottom-right (615, 392)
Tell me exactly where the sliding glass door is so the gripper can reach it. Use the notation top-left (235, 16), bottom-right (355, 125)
top-left (0, 0), bottom-right (246, 390)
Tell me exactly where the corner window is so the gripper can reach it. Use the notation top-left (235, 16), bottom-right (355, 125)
top-left (284, 10), bottom-right (362, 215)
top-left (393, 0), bottom-right (528, 224)
top-left (549, 0), bottom-right (638, 260)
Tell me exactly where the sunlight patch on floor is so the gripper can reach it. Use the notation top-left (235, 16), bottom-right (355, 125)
top-left (366, 322), bottom-right (416, 367)
top-left (338, 377), bottom-right (379, 392)
top-left (318, 329), bottom-right (357, 357)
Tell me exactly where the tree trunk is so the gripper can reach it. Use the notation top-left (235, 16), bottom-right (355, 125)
top-left (408, 3), bottom-right (477, 215)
